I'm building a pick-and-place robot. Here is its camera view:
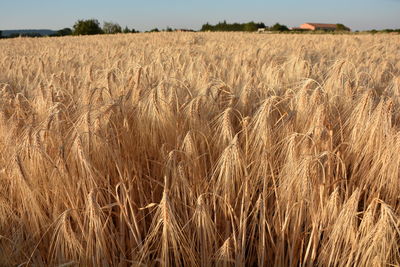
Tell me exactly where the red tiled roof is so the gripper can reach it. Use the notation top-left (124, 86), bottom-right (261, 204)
top-left (306, 23), bottom-right (337, 28)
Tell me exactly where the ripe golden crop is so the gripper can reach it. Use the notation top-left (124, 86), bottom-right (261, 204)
top-left (0, 32), bottom-right (399, 266)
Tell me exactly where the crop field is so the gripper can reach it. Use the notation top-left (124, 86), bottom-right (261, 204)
top-left (0, 32), bottom-right (399, 266)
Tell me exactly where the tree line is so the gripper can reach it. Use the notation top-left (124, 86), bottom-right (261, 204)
top-left (58, 19), bottom-right (138, 36)
top-left (200, 21), bottom-right (290, 32)
top-left (0, 19), bottom-right (139, 38)
top-left (201, 21), bottom-right (267, 32)
top-left (67, 19), bottom-right (290, 35)
top-left (1, 19), bottom-right (399, 39)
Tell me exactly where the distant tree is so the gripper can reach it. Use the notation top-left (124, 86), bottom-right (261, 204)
top-left (56, 28), bottom-right (73, 36)
top-left (201, 23), bottom-right (213, 31)
top-left (149, 28), bottom-right (160, 32)
top-left (122, 26), bottom-right (139, 33)
top-left (0, 30), bottom-right (2, 38)
top-left (166, 26), bottom-right (173, 32)
top-left (336, 24), bottom-right (350, 31)
top-left (9, 32), bottom-right (42, 38)
top-left (215, 20), bottom-right (228, 31)
top-left (379, 28), bottom-right (400, 33)
top-left (103, 21), bottom-right (122, 34)
top-left (230, 23), bottom-right (242, 31)
top-left (243, 22), bottom-right (258, 32)
top-left (270, 23), bottom-right (289, 32)
top-left (201, 21), bottom-right (266, 32)
top-left (73, 19), bottom-right (103, 35)
top-left (256, 22), bottom-right (266, 29)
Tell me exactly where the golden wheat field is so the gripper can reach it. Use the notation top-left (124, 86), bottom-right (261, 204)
top-left (0, 32), bottom-right (400, 266)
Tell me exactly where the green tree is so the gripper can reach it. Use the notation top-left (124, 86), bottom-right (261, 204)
top-left (123, 26), bottom-right (130, 33)
top-left (9, 32), bottom-right (42, 38)
top-left (0, 30), bottom-right (2, 38)
top-left (103, 21), bottom-right (122, 34)
top-left (270, 23), bottom-right (289, 32)
top-left (256, 22), bottom-right (266, 29)
top-left (149, 28), bottom-right (159, 32)
top-left (201, 23), bottom-right (213, 31)
top-left (56, 28), bottom-right (73, 36)
top-left (201, 21), bottom-right (266, 32)
top-left (243, 22), bottom-right (258, 32)
top-left (73, 19), bottom-right (103, 35)
top-left (336, 24), bottom-right (350, 31)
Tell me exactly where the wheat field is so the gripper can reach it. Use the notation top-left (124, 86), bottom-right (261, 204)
top-left (0, 32), bottom-right (399, 266)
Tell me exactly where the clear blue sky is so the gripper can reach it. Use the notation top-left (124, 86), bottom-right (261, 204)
top-left (1, 0), bottom-right (399, 31)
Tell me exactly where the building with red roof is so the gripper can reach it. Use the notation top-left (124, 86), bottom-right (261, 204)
top-left (299, 23), bottom-right (339, 31)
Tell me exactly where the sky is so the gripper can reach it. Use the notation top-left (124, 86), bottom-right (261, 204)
top-left (1, 0), bottom-right (399, 31)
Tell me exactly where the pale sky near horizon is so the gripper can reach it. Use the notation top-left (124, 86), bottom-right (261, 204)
top-left (1, 0), bottom-right (399, 31)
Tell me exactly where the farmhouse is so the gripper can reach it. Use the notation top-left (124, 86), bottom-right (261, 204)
top-left (299, 23), bottom-right (338, 31)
